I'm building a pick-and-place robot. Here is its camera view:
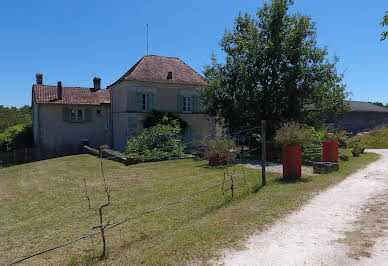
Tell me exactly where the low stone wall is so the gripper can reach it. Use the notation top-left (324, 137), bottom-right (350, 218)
top-left (82, 145), bottom-right (194, 165)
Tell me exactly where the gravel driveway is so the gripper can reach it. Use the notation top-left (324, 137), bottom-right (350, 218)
top-left (215, 149), bottom-right (388, 266)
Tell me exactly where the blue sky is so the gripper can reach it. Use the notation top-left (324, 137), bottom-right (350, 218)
top-left (0, 0), bottom-right (387, 107)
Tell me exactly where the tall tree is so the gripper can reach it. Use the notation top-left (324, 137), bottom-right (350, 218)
top-left (202, 0), bottom-right (348, 134)
top-left (381, 10), bottom-right (388, 41)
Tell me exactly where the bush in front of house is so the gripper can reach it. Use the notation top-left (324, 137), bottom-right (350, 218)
top-left (143, 110), bottom-right (188, 131)
top-left (0, 123), bottom-right (33, 152)
top-left (125, 119), bottom-right (185, 162)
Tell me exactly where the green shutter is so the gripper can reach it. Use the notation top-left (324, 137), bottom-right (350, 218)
top-left (177, 95), bottom-right (183, 113)
top-left (136, 92), bottom-right (142, 112)
top-left (147, 93), bottom-right (154, 111)
top-left (193, 95), bottom-right (199, 113)
top-left (85, 109), bottom-right (92, 122)
top-left (62, 107), bottom-right (70, 122)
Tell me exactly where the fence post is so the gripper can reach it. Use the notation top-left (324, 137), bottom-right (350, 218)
top-left (261, 120), bottom-right (266, 186)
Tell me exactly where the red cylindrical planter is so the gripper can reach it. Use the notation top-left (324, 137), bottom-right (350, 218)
top-left (322, 141), bottom-right (338, 163)
top-left (282, 145), bottom-right (302, 179)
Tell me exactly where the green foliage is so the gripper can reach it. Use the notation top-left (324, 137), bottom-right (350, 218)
top-left (202, 138), bottom-right (239, 161)
top-left (371, 101), bottom-right (388, 108)
top-left (201, 0), bottom-right (349, 135)
top-left (347, 126), bottom-right (388, 149)
top-left (0, 105), bottom-right (31, 133)
top-left (0, 123), bottom-right (33, 152)
top-left (302, 144), bottom-right (322, 165)
top-left (275, 122), bottom-right (319, 147)
top-left (143, 110), bottom-right (188, 130)
top-left (381, 10), bottom-right (388, 41)
top-left (351, 141), bottom-right (366, 157)
top-left (125, 119), bottom-right (185, 161)
top-left (321, 129), bottom-right (347, 144)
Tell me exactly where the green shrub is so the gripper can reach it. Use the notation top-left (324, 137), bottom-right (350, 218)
top-left (202, 138), bottom-right (239, 161)
top-left (321, 128), bottom-right (347, 147)
top-left (275, 122), bottom-right (319, 147)
top-left (125, 119), bottom-right (185, 161)
top-left (0, 123), bottom-right (33, 152)
top-left (302, 144), bottom-right (322, 165)
top-left (352, 142), bottom-right (363, 157)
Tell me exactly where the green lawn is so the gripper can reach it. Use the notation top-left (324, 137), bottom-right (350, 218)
top-left (347, 127), bottom-right (388, 148)
top-left (0, 150), bottom-right (379, 265)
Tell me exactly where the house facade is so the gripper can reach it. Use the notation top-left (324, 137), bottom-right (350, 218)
top-left (32, 76), bottom-right (111, 149)
top-left (32, 55), bottom-right (216, 151)
top-left (108, 55), bottom-right (216, 151)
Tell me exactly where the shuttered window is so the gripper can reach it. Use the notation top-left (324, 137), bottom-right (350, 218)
top-left (62, 107), bottom-right (91, 122)
top-left (136, 92), bottom-right (154, 112)
top-left (177, 95), bottom-right (199, 113)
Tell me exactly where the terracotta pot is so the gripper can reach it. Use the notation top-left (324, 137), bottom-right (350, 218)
top-left (282, 145), bottom-right (302, 179)
top-left (322, 141), bottom-right (338, 163)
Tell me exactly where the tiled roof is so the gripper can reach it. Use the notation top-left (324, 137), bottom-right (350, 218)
top-left (108, 54), bottom-right (208, 87)
top-left (347, 101), bottom-right (388, 113)
top-left (32, 84), bottom-right (110, 105)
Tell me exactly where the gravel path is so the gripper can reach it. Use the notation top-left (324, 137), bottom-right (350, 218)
top-left (237, 159), bottom-right (316, 176)
top-left (216, 149), bottom-right (388, 266)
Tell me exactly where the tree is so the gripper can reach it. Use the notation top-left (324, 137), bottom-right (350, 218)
top-left (201, 0), bottom-right (349, 135)
top-left (0, 105), bottom-right (31, 133)
top-left (381, 10), bottom-right (388, 41)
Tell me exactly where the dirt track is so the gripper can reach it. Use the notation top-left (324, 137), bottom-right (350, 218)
top-left (215, 149), bottom-right (388, 266)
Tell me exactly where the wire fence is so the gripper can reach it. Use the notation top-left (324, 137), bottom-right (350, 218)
top-left (5, 126), bottom-right (264, 265)
top-left (0, 145), bottom-right (81, 167)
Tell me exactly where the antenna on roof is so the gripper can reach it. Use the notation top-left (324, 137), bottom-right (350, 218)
top-left (146, 24), bottom-right (149, 55)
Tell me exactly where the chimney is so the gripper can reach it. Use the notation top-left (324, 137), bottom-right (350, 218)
top-left (167, 72), bottom-right (172, 80)
top-left (57, 81), bottom-right (62, 100)
top-left (93, 77), bottom-right (101, 91)
top-left (36, 73), bottom-right (43, 84)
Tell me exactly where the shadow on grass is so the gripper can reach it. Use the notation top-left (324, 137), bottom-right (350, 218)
top-left (273, 177), bottom-right (312, 184)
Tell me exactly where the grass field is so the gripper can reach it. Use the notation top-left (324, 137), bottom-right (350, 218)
top-left (0, 150), bottom-right (379, 265)
top-left (347, 126), bottom-right (388, 149)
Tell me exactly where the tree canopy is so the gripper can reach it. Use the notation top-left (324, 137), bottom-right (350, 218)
top-left (381, 10), bottom-right (388, 41)
top-left (201, 0), bottom-right (349, 135)
top-left (0, 105), bottom-right (31, 133)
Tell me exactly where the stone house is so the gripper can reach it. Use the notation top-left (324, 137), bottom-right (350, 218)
top-left (32, 55), bottom-right (216, 151)
top-left (108, 54), bottom-right (216, 151)
top-left (32, 75), bottom-right (111, 149)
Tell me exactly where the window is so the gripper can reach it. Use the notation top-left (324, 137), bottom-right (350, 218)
top-left (70, 109), bottom-right (84, 122)
top-left (142, 94), bottom-right (148, 112)
top-left (183, 96), bottom-right (192, 113)
top-left (96, 108), bottom-right (104, 117)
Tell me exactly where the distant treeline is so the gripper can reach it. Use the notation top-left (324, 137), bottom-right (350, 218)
top-left (0, 105), bottom-right (31, 133)
top-left (0, 105), bottom-right (33, 152)
top-left (371, 102), bottom-right (388, 108)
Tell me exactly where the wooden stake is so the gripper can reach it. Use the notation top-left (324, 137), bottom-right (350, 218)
top-left (261, 120), bottom-right (266, 186)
